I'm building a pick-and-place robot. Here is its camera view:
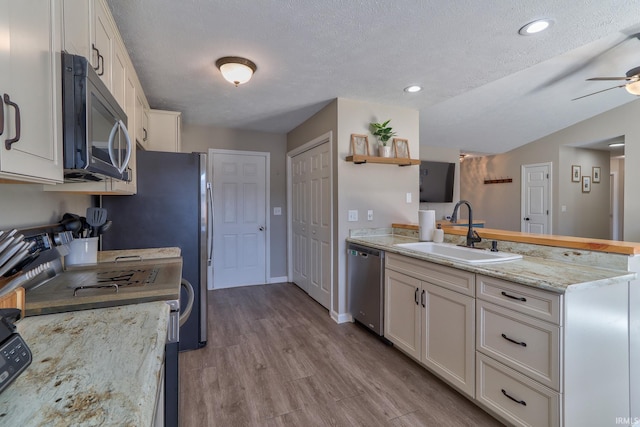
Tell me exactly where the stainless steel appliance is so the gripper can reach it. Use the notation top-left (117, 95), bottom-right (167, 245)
top-left (101, 151), bottom-right (210, 352)
top-left (61, 52), bottom-right (132, 183)
top-left (347, 243), bottom-right (385, 336)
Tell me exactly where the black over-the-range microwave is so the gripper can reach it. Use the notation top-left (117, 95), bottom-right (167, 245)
top-left (61, 52), bottom-right (132, 182)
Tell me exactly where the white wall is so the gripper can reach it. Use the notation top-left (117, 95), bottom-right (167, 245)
top-left (181, 124), bottom-right (288, 278)
top-left (0, 184), bottom-right (90, 230)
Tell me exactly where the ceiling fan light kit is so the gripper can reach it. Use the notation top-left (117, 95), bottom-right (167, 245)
top-left (215, 56), bottom-right (257, 86)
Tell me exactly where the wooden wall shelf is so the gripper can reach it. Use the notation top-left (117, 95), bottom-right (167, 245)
top-left (346, 155), bottom-right (420, 166)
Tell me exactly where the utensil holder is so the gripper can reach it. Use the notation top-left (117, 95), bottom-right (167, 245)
top-left (65, 237), bottom-right (98, 266)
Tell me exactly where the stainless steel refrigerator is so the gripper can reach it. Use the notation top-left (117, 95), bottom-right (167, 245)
top-left (101, 150), bottom-right (209, 352)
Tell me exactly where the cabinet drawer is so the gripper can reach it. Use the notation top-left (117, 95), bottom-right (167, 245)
top-left (477, 301), bottom-right (560, 391)
top-left (477, 275), bottom-right (562, 325)
top-left (476, 353), bottom-right (560, 427)
top-left (386, 253), bottom-right (475, 296)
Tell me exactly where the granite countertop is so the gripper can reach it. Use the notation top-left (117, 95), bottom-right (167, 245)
top-left (0, 301), bottom-right (169, 426)
top-left (97, 247), bottom-right (182, 263)
top-left (347, 234), bottom-right (636, 294)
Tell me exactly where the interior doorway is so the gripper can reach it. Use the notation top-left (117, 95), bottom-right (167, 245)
top-left (208, 149), bottom-right (270, 289)
top-left (521, 162), bottom-right (551, 234)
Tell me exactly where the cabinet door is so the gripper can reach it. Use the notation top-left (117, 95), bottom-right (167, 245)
top-left (0, 0), bottom-right (62, 183)
top-left (111, 40), bottom-right (127, 109)
top-left (422, 282), bottom-right (475, 397)
top-left (385, 269), bottom-right (421, 360)
top-left (147, 110), bottom-right (182, 152)
top-left (62, 0), bottom-right (91, 58)
top-left (93, 0), bottom-right (113, 89)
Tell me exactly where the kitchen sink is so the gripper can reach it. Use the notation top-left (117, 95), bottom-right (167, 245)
top-left (394, 242), bottom-right (523, 264)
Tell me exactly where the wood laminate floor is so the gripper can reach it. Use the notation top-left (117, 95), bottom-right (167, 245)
top-left (178, 283), bottom-right (503, 427)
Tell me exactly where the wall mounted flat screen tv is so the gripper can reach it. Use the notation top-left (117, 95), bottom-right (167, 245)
top-left (419, 161), bottom-right (455, 203)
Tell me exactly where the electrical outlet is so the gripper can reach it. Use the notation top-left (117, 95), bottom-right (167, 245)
top-left (348, 210), bottom-right (358, 222)
top-left (406, 192), bottom-right (412, 203)
top-left (273, 207), bottom-right (282, 215)
top-left (367, 210), bottom-right (373, 221)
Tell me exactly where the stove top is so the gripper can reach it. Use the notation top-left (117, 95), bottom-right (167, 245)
top-left (24, 257), bottom-right (182, 316)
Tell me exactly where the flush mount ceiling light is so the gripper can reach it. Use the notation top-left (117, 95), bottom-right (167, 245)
top-left (404, 85), bottom-right (422, 93)
top-left (608, 142), bottom-right (625, 148)
top-left (215, 56), bottom-right (257, 87)
top-left (519, 19), bottom-right (552, 35)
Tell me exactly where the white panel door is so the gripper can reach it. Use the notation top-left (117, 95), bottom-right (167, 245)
top-left (308, 144), bottom-right (331, 308)
top-left (521, 163), bottom-right (550, 234)
top-left (212, 152), bottom-right (267, 288)
top-left (291, 140), bottom-right (332, 309)
top-left (291, 153), bottom-right (309, 292)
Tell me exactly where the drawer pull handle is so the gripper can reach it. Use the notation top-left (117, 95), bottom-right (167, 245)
top-left (501, 333), bottom-right (527, 347)
top-left (502, 388), bottom-right (527, 406)
top-left (501, 291), bottom-right (527, 302)
top-left (421, 289), bottom-right (425, 308)
top-left (415, 287), bottom-right (419, 305)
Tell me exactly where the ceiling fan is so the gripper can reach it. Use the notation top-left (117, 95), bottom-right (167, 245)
top-left (573, 66), bottom-right (640, 100)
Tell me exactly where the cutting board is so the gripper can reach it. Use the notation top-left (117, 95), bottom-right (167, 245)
top-left (0, 286), bottom-right (25, 318)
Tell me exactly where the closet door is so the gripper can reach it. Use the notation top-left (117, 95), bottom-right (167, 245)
top-left (291, 142), bottom-right (332, 309)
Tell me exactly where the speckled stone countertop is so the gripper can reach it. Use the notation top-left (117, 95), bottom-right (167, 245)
top-left (0, 301), bottom-right (169, 426)
top-left (347, 234), bottom-right (636, 294)
top-left (97, 247), bottom-right (181, 263)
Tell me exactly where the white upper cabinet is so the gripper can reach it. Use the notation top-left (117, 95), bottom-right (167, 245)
top-left (93, 0), bottom-right (114, 90)
top-left (147, 110), bottom-right (182, 152)
top-left (0, 0), bottom-right (63, 184)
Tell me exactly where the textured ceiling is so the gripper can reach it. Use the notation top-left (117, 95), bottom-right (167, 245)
top-left (106, 0), bottom-right (640, 154)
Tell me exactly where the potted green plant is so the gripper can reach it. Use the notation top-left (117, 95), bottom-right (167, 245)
top-left (370, 119), bottom-right (396, 157)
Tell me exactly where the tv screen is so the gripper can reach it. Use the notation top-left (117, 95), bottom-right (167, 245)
top-left (419, 161), bottom-right (455, 203)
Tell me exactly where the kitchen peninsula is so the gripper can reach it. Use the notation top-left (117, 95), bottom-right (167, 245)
top-left (347, 225), bottom-right (638, 427)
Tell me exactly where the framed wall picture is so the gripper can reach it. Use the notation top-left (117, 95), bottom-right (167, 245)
top-left (582, 175), bottom-right (591, 193)
top-left (393, 138), bottom-right (410, 158)
top-left (593, 166), bottom-right (601, 183)
top-left (350, 134), bottom-right (369, 156)
top-left (571, 165), bottom-right (581, 182)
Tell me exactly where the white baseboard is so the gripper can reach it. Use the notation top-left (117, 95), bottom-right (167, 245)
top-left (268, 276), bottom-right (288, 284)
top-left (331, 311), bottom-right (353, 324)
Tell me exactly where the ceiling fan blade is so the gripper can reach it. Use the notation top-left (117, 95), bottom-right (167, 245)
top-left (572, 83), bottom-right (627, 101)
top-left (587, 76), bottom-right (632, 81)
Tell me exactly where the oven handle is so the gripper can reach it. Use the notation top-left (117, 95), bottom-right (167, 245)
top-left (179, 278), bottom-right (194, 327)
top-left (107, 119), bottom-right (132, 174)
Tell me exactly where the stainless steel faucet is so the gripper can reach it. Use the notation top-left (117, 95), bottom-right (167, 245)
top-left (450, 200), bottom-right (482, 247)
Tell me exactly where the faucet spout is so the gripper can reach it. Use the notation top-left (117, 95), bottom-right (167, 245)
top-left (450, 200), bottom-right (482, 247)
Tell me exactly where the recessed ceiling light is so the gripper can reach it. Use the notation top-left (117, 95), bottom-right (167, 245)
top-left (608, 142), bottom-right (625, 148)
top-left (519, 19), bottom-right (552, 35)
top-left (404, 85), bottom-right (422, 93)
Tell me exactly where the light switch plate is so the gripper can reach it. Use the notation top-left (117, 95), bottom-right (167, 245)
top-left (406, 192), bottom-right (412, 203)
top-left (348, 210), bottom-right (358, 222)
top-left (367, 210), bottom-right (373, 221)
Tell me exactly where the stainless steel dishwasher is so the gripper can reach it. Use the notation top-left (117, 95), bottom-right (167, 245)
top-left (348, 243), bottom-right (385, 336)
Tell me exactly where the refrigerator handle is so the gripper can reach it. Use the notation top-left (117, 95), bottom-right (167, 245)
top-left (207, 182), bottom-right (214, 266)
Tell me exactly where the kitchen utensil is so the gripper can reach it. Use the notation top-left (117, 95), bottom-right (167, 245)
top-left (0, 246), bottom-right (31, 278)
top-left (79, 217), bottom-right (89, 238)
top-left (86, 207), bottom-right (107, 237)
top-left (60, 217), bottom-right (82, 236)
top-left (0, 235), bottom-right (24, 267)
top-left (97, 220), bottom-right (113, 236)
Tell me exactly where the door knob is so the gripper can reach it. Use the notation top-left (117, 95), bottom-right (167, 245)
top-left (524, 217), bottom-right (530, 221)
top-left (258, 226), bottom-right (265, 231)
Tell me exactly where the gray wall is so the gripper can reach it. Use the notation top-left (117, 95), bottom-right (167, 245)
top-left (460, 98), bottom-right (640, 241)
top-left (288, 98), bottom-right (420, 318)
top-left (418, 146), bottom-right (461, 221)
top-left (0, 184), bottom-right (90, 230)
top-left (181, 124), bottom-right (288, 279)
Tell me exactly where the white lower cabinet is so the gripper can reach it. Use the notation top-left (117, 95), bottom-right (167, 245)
top-left (383, 255), bottom-right (632, 427)
top-left (476, 352), bottom-right (560, 427)
top-left (385, 254), bottom-right (475, 397)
